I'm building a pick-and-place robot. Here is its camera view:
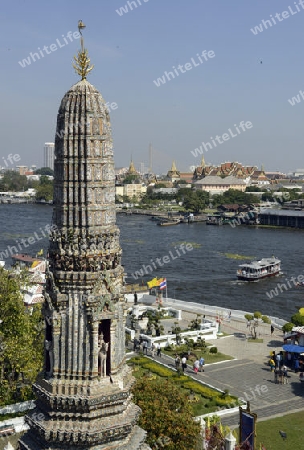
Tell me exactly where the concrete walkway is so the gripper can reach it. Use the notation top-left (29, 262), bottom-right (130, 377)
top-left (133, 303), bottom-right (304, 428)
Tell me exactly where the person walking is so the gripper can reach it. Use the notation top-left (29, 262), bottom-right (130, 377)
top-left (181, 356), bottom-right (187, 373)
top-left (275, 353), bottom-right (281, 368)
top-left (151, 343), bottom-right (155, 357)
top-left (133, 338), bottom-right (138, 352)
top-left (134, 292), bottom-right (138, 305)
top-left (199, 356), bottom-right (205, 372)
top-left (269, 358), bottom-right (275, 372)
top-left (271, 325), bottom-right (274, 335)
top-left (143, 341), bottom-right (148, 355)
top-left (282, 365), bottom-right (288, 384)
top-left (294, 358), bottom-right (300, 373)
top-left (156, 343), bottom-right (161, 357)
top-left (193, 359), bottom-right (200, 374)
top-left (175, 354), bottom-right (181, 370)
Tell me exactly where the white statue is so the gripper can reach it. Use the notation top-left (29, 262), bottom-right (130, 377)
top-left (98, 333), bottom-right (109, 377)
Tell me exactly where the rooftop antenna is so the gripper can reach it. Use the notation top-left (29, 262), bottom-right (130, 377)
top-left (149, 143), bottom-right (153, 173)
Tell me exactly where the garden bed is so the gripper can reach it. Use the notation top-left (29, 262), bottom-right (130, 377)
top-left (128, 356), bottom-right (239, 416)
top-left (161, 343), bottom-right (234, 365)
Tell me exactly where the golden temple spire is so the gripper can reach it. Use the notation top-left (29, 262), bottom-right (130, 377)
top-left (73, 20), bottom-right (94, 80)
top-left (171, 160), bottom-right (177, 172)
top-left (128, 159), bottom-right (137, 174)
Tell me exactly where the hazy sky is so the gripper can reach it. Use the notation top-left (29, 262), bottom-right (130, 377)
top-left (1, 0), bottom-right (304, 173)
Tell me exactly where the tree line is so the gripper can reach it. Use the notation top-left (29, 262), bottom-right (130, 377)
top-left (0, 169), bottom-right (54, 202)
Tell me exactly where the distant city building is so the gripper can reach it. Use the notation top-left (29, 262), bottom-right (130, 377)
top-left (249, 166), bottom-right (270, 186)
top-left (193, 175), bottom-right (246, 195)
top-left (44, 142), bottom-right (54, 170)
top-left (127, 159), bottom-right (139, 176)
top-left (293, 169), bottom-right (304, 178)
top-left (265, 171), bottom-right (286, 180)
top-left (16, 166), bottom-right (30, 175)
top-left (166, 160), bottom-right (180, 182)
top-left (193, 157), bottom-right (257, 182)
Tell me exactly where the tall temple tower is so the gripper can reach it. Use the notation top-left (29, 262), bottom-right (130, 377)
top-left (19, 22), bottom-right (149, 450)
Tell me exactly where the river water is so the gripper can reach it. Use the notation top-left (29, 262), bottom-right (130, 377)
top-left (0, 204), bottom-right (303, 321)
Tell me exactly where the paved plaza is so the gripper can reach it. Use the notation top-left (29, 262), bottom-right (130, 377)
top-left (134, 303), bottom-right (304, 428)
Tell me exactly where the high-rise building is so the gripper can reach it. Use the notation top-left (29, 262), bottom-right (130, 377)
top-left (44, 142), bottom-right (54, 170)
top-left (19, 23), bottom-right (149, 450)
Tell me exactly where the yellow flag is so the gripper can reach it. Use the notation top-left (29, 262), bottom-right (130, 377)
top-left (147, 277), bottom-right (165, 289)
top-left (147, 278), bottom-right (158, 289)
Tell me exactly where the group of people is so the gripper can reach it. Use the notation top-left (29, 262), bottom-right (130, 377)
top-left (132, 338), bottom-right (206, 375)
top-left (133, 338), bottom-right (162, 357)
top-left (269, 351), bottom-right (288, 384)
top-left (269, 350), bottom-right (303, 375)
top-left (174, 354), bottom-right (205, 374)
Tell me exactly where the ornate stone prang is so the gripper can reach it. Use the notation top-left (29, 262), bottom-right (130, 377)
top-left (19, 37), bottom-right (150, 447)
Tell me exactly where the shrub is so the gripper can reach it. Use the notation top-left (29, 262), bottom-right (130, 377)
top-left (253, 311), bottom-right (262, 319)
top-left (291, 313), bottom-right (304, 327)
top-left (244, 314), bottom-right (254, 321)
top-left (215, 396), bottom-right (238, 407)
top-left (141, 362), bottom-right (173, 378)
top-left (282, 322), bottom-right (294, 333)
top-left (261, 315), bottom-right (271, 324)
top-left (182, 381), bottom-right (220, 399)
top-left (209, 347), bottom-right (218, 354)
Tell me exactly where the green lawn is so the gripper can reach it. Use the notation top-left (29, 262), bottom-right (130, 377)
top-left (255, 411), bottom-right (304, 449)
top-left (247, 338), bottom-right (264, 343)
top-left (162, 344), bottom-right (234, 365)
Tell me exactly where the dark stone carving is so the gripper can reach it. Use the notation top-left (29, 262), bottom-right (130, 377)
top-left (19, 77), bottom-right (148, 449)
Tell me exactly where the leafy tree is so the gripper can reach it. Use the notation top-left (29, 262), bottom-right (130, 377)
top-left (290, 312), bottom-right (304, 327)
top-left (0, 171), bottom-right (28, 192)
top-left (253, 311), bottom-right (262, 319)
top-left (282, 322), bottom-right (294, 333)
top-left (0, 268), bottom-right (44, 405)
top-left (176, 179), bottom-right (187, 185)
top-left (261, 192), bottom-right (275, 202)
top-left (245, 186), bottom-right (262, 192)
top-left (212, 189), bottom-right (260, 207)
top-left (35, 176), bottom-right (53, 201)
top-left (132, 377), bottom-right (201, 449)
top-left (123, 174), bottom-right (139, 184)
top-left (244, 314), bottom-right (253, 321)
top-left (189, 314), bottom-right (202, 330)
top-left (178, 190), bottom-right (206, 212)
top-left (34, 167), bottom-right (54, 176)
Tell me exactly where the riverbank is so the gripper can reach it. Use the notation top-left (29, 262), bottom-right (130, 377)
top-left (127, 294), bottom-right (287, 330)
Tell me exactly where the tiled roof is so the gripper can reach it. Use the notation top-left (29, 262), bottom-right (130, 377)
top-left (292, 327), bottom-right (304, 334)
top-left (194, 175), bottom-right (246, 185)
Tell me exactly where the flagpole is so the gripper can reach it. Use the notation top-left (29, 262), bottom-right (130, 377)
top-left (166, 279), bottom-right (168, 299)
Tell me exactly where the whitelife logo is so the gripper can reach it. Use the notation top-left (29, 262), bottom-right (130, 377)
top-left (153, 50), bottom-right (215, 87)
top-left (250, 1), bottom-right (304, 35)
top-left (116, 0), bottom-right (150, 16)
top-left (288, 89), bottom-right (304, 106)
top-left (191, 121), bottom-right (253, 158)
top-left (18, 31), bottom-right (80, 68)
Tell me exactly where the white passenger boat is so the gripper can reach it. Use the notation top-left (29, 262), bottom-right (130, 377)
top-left (237, 257), bottom-right (281, 281)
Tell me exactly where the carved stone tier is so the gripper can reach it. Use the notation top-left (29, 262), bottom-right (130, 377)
top-left (19, 75), bottom-right (149, 448)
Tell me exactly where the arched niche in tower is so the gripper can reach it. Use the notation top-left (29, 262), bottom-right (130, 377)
top-left (98, 319), bottom-right (111, 376)
top-left (45, 318), bottom-right (53, 377)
